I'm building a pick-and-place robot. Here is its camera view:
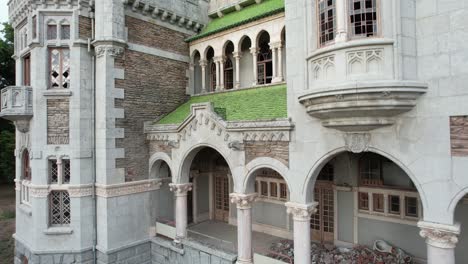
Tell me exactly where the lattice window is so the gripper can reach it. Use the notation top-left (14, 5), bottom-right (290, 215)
top-left (318, 0), bottom-right (336, 46)
top-left (322, 188), bottom-right (334, 232)
top-left (47, 24), bottom-right (57, 40)
top-left (224, 58), bottom-right (234, 89)
top-left (311, 189), bottom-right (321, 230)
top-left (257, 49), bottom-right (273, 85)
top-left (372, 193), bottom-right (384, 212)
top-left (260, 181), bottom-right (268, 197)
top-left (61, 24), bottom-right (70, 40)
top-left (49, 191), bottom-right (71, 226)
top-left (63, 159), bottom-right (71, 184)
top-left (389, 195), bottom-right (400, 215)
top-left (349, 0), bottom-right (378, 38)
top-left (270, 182), bottom-right (278, 197)
top-left (49, 159), bottom-right (58, 184)
top-left (49, 48), bottom-right (70, 89)
top-left (405, 197), bottom-right (418, 218)
top-left (358, 192), bottom-right (369, 210)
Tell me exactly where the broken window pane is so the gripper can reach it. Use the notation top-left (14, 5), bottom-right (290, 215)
top-left (349, 0), bottom-right (378, 38)
top-left (318, 0), bottom-right (336, 46)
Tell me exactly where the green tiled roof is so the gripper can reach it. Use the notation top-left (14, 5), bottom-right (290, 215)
top-left (156, 84), bottom-right (287, 125)
top-left (186, 0), bottom-right (285, 42)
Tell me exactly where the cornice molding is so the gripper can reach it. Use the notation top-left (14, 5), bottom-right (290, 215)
top-left (96, 179), bottom-right (162, 198)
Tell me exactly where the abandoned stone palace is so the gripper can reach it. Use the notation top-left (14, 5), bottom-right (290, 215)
top-left (2, 0), bottom-right (468, 263)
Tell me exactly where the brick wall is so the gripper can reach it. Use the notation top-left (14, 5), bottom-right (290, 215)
top-left (244, 141), bottom-right (289, 166)
top-left (47, 99), bottom-right (69, 145)
top-left (450, 116), bottom-right (468, 156)
top-left (126, 16), bottom-right (189, 56)
top-left (78, 16), bottom-right (92, 39)
top-left (115, 50), bottom-right (188, 181)
top-left (149, 141), bottom-right (173, 157)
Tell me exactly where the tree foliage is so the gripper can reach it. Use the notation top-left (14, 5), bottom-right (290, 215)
top-left (0, 22), bottom-right (16, 183)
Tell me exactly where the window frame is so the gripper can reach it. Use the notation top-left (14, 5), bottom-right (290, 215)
top-left (317, 0), bottom-right (337, 47)
top-left (23, 53), bottom-right (31, 86)
top-left (347, 0), bottom-right (380, 40)
top-left (48, 47), bottom-right (71, 89)
top-left (49, 190), bottom-right (71, 226)
top-left (224, 58), bottom-right (234, 89)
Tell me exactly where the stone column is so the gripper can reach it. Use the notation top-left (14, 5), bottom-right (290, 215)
top-left (277, 43), bottom-right (283, 81)
top-left (56, 157), bottom-right (63, 184)
top-left (270, 44), bottom-right (278, 82)
top-left (250, 47), bottom-right (258, 86)
top-left (215, 58), bottom-right (221, 91)
top-left (199, 59), bottom-right (207, 93)
top-left (219, 56), bottom-right (225, 91)
top-left (286, 202), bottom-right (318, 264)
top-left (335, 0), bottom-right (347, 42)
top-left (169, 183), bottom-right (193, 245)
top-left (418, 221), bottom-right (460, 264)
top-left (270, 42), bottom-right (283, 83)
top-left (233, 52), bottom-right (242, 89)
top-left (230, 193), bottom-right (257, 264)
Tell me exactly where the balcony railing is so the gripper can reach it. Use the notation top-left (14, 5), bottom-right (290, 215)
top-left (0, 86), bottom-right (33, 121)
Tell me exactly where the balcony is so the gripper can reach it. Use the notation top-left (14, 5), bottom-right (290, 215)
top-left (0, 86), bottom-right (33, 122)
top-left (300, 39), bottom-right (427, 132)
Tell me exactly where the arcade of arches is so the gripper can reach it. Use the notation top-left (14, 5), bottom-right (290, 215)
top-left (151, 147), bottom-right (464, 264)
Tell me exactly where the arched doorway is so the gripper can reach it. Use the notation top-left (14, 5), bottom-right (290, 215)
top-left (191, 50), bottom-right (202, 94)
top-left (239, 36), bottom-right (253, 88)
top-left (205, 47), bottom-right (216, 92)
top-left (186, 147), bottom-right (233, 224)
top-left (308, 151), bottom-right (426, 260)
top-left (454, 195), bottom-right (468, 262)
top-left (223, 41), bottom-right (235, 90)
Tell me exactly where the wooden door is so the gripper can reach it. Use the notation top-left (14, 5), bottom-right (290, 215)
top-left (214, 174), bottom-right (229, 222)
top-left (311, 183), bottom-right (334, 243)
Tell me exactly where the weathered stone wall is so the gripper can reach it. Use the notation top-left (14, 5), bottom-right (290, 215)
top-left (115, 16), bottom-right (189, 181)
top-left (97, 242), bottom-right (152, 264)
top-left (14, 239), bottom-right (94, 264)
top-left (450, 116), bottom-right (468, 156)
top-left (149, 141), bottom-right (173, 156)
top-left (244, 141), bottom-right (289, 166)
top-left (126, 16), bottom-right (189, 56)
top-left (151, 237), bottom-right (236, 264)
top-left (78, 16), bottom-right (92, 39)
top-left (47, 98), bottom-right (69, 145)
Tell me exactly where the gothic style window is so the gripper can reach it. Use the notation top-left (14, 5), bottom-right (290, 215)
top-left (49, 191), bottom-right (71, 226)
top-left (32, 16), bottom-right (37, 39)
top-left (61, 24), bottom-right (70, 40)
top-left (49, 159), bottom-right (59, 184)
top-left (49, 48), bottom-right (70, 89)
top-left (349, 0), bottom-right (378, 38)
top-left (224, 58), bottom-right (234, 89)
top-left (210, 62), bottom-right (217, 91)
top-left (22, 150), bottom-right (31, 181)
top-left (318, 0), bottom-right (336, 46)
top-left (257, 49), bottom-right (272, 85)
top-left (47, 24), bottom-right (57, 40)
top-left (23, 54), bottom-right (31, 86)
top-left (359, 155), bottom-right (382, 186)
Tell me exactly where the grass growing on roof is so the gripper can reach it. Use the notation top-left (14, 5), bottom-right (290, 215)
top-left (186, 0), bottom-right (284, 42)
top-left (157, 84), bottom-right (287, 125)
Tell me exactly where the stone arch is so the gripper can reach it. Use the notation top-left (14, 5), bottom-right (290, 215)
top-left (238, 35), bottom-right (252, 51)
top-left (242, 157), bottom-right (291, 194)
top-left (222, 40), bottom-right (235, 55)
top-left (255, 30), bottom-right (271, 48)
top-left (448, 187), bottom-right (468, 217)
top-left (302, 147), bottom-right (428, 213)
top-left (191, 49), bottom-right (201, 63)
top-left (204, 46), bottom-right (215, 61)
top-left (148, 152), bottom-right (172, 179)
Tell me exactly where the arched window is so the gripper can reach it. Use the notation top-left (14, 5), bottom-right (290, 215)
top-left (22, 150), bottom-right (31, 181)
top-left (210, 62), bottom-right (217, 91)
top-left (257, 50), bottom-right (272, 85)
top-left (224, 58), bottom-right (233, 89)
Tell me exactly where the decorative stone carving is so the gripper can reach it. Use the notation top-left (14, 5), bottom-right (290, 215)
top-left (344, 133), bottom-right (371, 153)
top-left (95, 45), bottom-right (124, 58)
top-left (15, 120), bottom-right (30, 133)
top-left (311, 55), bottom-right (335, 81)
top-left (169, 183), bottom-right (193, 196)
top-left (68, 185), bottom-right (94, 197)
top-left (230, 193), bottom-right (257, 209)
top-left (418, 221), bottom-right (461, 249)
top-left (96, 179), bottom-right (162, 198)
top-left (30, 186), bottom-right (50, 198)
top-left (228, 140), bottom-right (244, 151)
top-left (285, 202), bottom-right (318, 221)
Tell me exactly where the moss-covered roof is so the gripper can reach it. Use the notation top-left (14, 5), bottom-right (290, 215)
top-left (186, 0), bottom-right (284, 42)
top-left (156, 84), bottom-right (287, 125)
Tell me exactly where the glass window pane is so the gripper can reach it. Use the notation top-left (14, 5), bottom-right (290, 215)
top-left (61, 25), bottom-right (70, 40)
top-left (47, 25), bottom-right (57, 40)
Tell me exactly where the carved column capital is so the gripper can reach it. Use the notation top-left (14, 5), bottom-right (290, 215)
top-left (285, 202), bottom-right (318, 221)
top-left (233, 51), bottom-right (242, 59)
top-left (230, 193), bottom-right (257, 209)
top-left (418, 221), bottom-right (461, 249)
top-left (199, 59), bottom-right (208, 67)
top-left (269, 41), bottom-right (283, 49)
top-left (249, 47), bottom-right (258, 55)
top-left (169, 183), bottom-right (193, 196)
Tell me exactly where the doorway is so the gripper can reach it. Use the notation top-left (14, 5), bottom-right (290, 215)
top-left (214, 173), bottom-right (230, 222)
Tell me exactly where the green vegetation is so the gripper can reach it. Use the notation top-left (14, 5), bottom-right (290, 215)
top-left (0, 22), bottom-right (14, 86)
top-left (157, 84), bottom-right (287, 125)
top-left (0, 210), bottom-right (15, 220)
top-left (186, 0), bottom-right (284, 42)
